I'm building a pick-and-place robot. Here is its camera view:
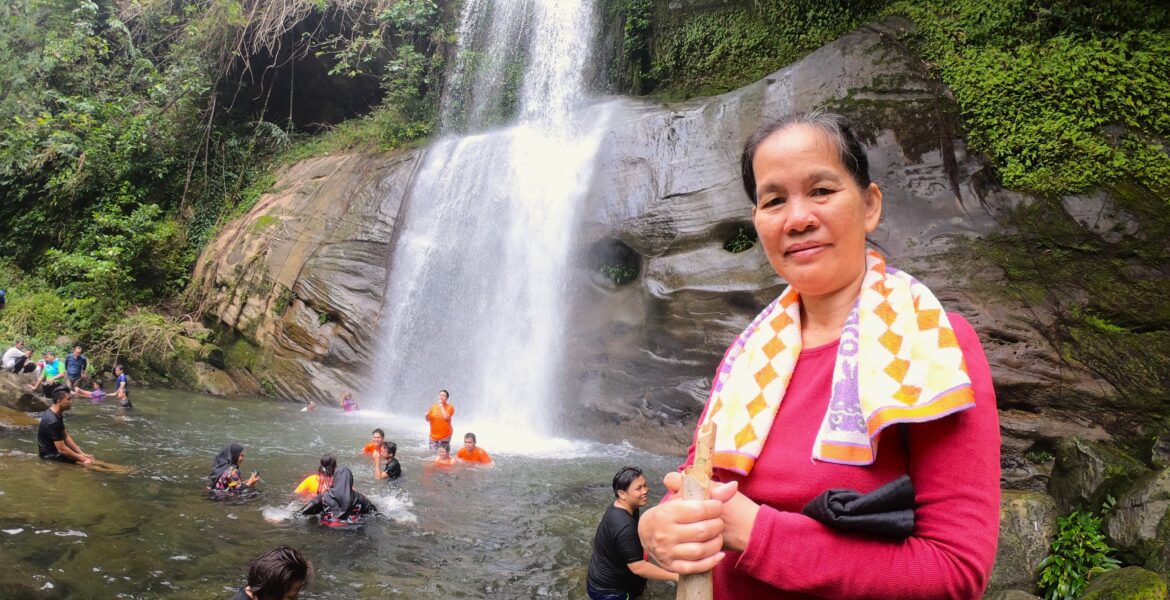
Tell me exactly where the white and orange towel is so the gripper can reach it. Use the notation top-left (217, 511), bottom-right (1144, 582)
top-left (702, 250), bottom-right (975, 474)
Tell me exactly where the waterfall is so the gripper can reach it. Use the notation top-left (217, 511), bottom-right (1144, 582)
top-left (372, 0), bottom-right (610, 438)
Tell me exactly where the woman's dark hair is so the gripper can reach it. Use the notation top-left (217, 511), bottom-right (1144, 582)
top-left (438, 441), bottom-right (450, 452)
top-left (246, 545), bottom-right (312, 600)
top-left (439, 389), bottom-right (449, 397)
top-left (740, 110), bottom-right (871, 204)
top-left (318, 455), bottom-right (336, 477)
top-left (612, 466), bottom-right (644, 498)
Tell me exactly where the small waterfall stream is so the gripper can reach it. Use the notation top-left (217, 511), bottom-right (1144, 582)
top-left (373, 0), bottom-right (610, 437)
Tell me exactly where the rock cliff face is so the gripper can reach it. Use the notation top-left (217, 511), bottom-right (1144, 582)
top-left (193, 22), bottom-right (1117, 467)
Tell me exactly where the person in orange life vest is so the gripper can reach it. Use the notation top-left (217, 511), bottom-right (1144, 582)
top-left (433, 441), bottom-right (455, 467)
top-left (424, 389), bottom-right (454, 449)
top-left (362, 429), bottom-right (385, 456)
top-left (294, 455), bottom-right (336, 499)
top-left (455, 432), bottom-right (492, 465)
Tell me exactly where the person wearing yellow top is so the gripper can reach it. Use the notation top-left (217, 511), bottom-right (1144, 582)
top-left (424, 389), bottom-right (455, 449)
top-left (455, 432), bottom-right (493, 465)
top-left (294, 455), bottom-right (336, 499)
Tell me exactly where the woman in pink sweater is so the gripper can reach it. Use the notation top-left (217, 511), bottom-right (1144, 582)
top-left (638, 111), bottom-right (1000, 599)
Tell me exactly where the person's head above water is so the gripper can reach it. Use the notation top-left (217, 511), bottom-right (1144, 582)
top-left (51, 387), bottom-right (73, 410)
top-left (463, 432), bottom-right (477, 451)
top-left (740, 110), bottom-right (882, 303)
top-left (244, 544), bottom-right (312, 600)
top-left (612, 466), bottom-right (649, 510)
top-left (371, 428), bottom-right (384, 445)
top-left (381, 441), bottom-right (396, 458)
top-left (436, 441), bottom-right (451, 460)
top-left (318, 454), bottom-right (336, 478)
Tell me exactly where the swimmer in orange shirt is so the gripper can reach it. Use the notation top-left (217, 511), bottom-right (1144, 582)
top-left (455, 432), bottom-right (493, 466)
top-left (293, 455), bottom-right (336, 499)
top-left (433, 441), bottom-right (455, 467)
top-left (361, 428), bottom-right (385, 456)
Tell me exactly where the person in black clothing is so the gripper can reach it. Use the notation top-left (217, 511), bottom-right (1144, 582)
top-left (38, 388), bottom-right (95, 465)
top-left (300, 467), bottom-right (377, 525)
top-left (374, 441), bottom-right (402, 481)
top-left (586, 466), bottom-right (678, 600)
top-left (228, 544), bottom-right (311, 600)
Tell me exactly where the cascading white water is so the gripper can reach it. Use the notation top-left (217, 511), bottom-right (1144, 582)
top-left (372, 0), bottom-right (609, 439)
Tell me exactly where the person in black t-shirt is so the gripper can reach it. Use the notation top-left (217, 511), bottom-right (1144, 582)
top-left (228, 545), bottom-right (311, 600)
top-left (586, 467), bottom-right (679, 599)
top-left (375, 441), bottom-right (402, 481)
top-left (37, 388), bottom-right (94, 465)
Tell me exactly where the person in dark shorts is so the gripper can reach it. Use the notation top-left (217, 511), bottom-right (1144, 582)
top-left (38, 388), bottom-right (95, 465)
top-left (586, 467), bottom-right (678, 599)
top-left (228, 545), bottom-right (312, 600)
top-left (64, 345), bottom-right (88, 388)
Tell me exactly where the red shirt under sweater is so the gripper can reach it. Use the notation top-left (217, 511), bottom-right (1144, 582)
top-left (681, 313), bottom-right (1000, 599)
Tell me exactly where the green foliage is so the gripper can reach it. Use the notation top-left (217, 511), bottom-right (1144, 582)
top-left (1026, 450), bottom-right (1054, 464)
top-left (723, 227), bottom-right (758, 253)
top-left (600, 263), bottom-right (638, 286)
top-left (884, 0), bottom-right (1170, 199)
top-left (1039, 511), bottom-right (1121, 600)
top-left (259, 378), bottom-right (277, 396)
top-left (646, 1), bottom-right (887, 98)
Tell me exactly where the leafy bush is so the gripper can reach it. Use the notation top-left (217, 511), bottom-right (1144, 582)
top-left (600, 263), bottom-right (638, 286)
top-left (723, 227), bottom-right (758, 253)
top-left (1038, 511), bottom-right (1121, 600)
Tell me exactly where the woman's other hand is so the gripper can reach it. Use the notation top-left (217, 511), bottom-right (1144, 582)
top-left (639, 472), bottom-right (733, 574)
top-left (245, 473), bottom-right (261, 486)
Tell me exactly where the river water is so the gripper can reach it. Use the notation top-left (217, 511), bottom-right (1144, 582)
top-left (0, 389), bottom-right (682, 599)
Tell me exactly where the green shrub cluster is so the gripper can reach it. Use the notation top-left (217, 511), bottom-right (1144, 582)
top-left (644, 1), bottom-right (887, 98)
top-left (885, 0), bottom-right (1170, 199)
top-left (1039, 510), bottom-right (1121, 600)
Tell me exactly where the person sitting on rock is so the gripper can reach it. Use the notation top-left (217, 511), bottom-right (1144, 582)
top-left (3, 339), bottom-right (36, 374)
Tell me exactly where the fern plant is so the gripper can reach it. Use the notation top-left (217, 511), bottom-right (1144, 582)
top-left (1038, 511), bottom-right (1121, 600)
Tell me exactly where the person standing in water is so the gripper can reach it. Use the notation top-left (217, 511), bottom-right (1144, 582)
top-left (114, 364), bottom-right (132, 409)
top-left (37, 388), bottom-right (95, 465)
top-left (586, 467), bottom-right (678, 599)
top-left (425, 389), bottom-right (454, 449)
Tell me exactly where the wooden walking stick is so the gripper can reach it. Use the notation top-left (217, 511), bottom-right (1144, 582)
top-left (677, 421), bottom-right (716, 600)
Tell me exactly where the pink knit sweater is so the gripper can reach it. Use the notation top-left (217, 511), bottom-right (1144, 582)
top-left (680, 313), bottom-right (1000, 599)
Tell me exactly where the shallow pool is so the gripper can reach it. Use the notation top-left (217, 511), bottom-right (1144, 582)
top-left (0, 389), bottom-right (683, 599)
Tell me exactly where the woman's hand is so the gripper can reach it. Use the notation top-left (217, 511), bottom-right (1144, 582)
top-left (719, 485), bottom-right (761, 552)
top-left (245, 473), bottom-right (261, 486)
top-left (639, 472), bottom-right (736, 574)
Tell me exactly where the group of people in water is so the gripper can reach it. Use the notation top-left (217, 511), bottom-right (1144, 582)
top-left (4, 340), bottom-right (131, 409)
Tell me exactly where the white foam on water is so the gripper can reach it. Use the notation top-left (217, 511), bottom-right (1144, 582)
top-left (368, 489), bottom-right (417, 525)
top-left (53, 530), bottom-right (87, 537)
top-left (3, 528), bottom-right (23, 535)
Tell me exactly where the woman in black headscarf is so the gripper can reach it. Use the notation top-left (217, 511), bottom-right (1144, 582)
top-left (300, 467), bottom-right (376, 525)
top-left (208, 442), bottom-right (261, 492)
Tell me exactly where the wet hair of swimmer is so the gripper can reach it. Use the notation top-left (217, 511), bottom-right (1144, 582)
top-left (318, 455), bottom-right (336, 477)
top-left (464, 432), bottom-right (476, 443)
top-left (438, 441), bottom-right (451, 452)
top-left (740, 109), bottom-right (871, 204)
top-left (612, 466), bottom-right (644, 498)
top-left (245, 545), bottom-right (312, 600)
top-left (383, 441), bottom-right (396, 456)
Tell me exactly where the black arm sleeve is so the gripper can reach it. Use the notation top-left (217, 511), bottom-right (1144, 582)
top-left (615, 523), bottom-right (644, 565)
top-left (300, 496), bottom-right (324, 516)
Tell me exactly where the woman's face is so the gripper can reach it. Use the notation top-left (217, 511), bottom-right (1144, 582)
top-left (750, 125), bottom-right (882, 301)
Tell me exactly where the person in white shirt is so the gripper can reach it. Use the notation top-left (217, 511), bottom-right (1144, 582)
top-left (3, 339), bottom-right (35, 374)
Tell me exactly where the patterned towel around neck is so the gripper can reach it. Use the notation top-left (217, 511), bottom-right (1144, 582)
top-left (701, 250), bottom-right (975, 474)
